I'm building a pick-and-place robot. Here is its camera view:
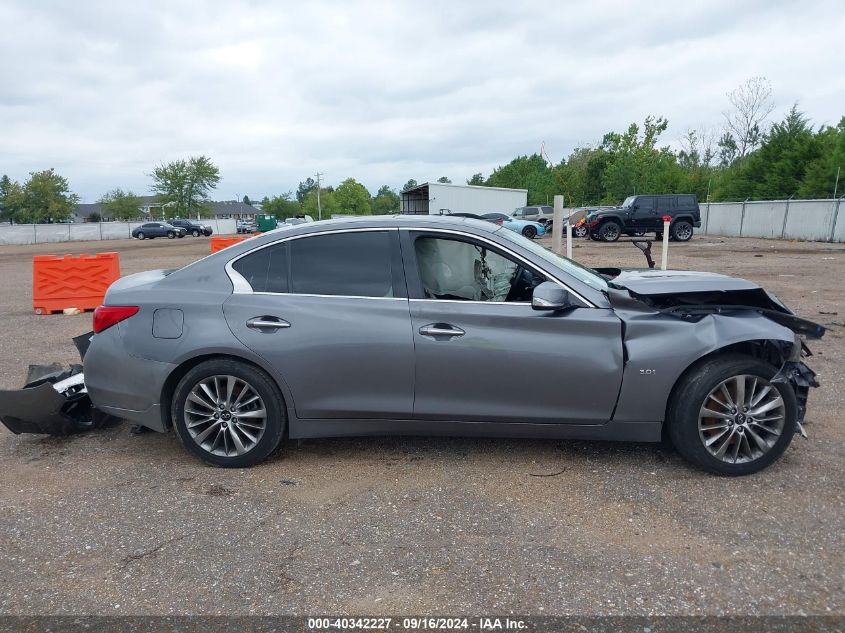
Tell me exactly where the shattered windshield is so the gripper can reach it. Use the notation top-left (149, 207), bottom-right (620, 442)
top-left (496, 229), bottom-right (609, 292)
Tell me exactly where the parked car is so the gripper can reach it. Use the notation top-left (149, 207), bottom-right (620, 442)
top-left (170, 219), bottom-right (213, 237)
top-left (81, 215), bottom-right (823, 475)
top-left (513, 206), bottom-right (555, 227)
top-left (480, 213), bottom-right (546, 238)
top-left (237, 220), bottom-right (257, 234)
top-left (585, 194), bottom-right (701, 242)
top-left (131, 222), bottom-right (187, 240)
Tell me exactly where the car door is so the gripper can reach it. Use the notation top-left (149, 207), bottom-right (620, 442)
top-left (631, 196), bottom-right (656, 231)
top-left (654, 196), bottom-right (675, 226)
top-left (222, 228), bottom-right (415, 420)
top-left (401, 229), bottom-right (624, 424)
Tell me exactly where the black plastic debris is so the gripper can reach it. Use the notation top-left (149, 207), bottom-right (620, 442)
top-left (0, 331), bottom-right (117, 436)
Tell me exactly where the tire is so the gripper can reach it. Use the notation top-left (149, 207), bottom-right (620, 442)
top-left (655, 231), bottom-right (663, 241)
top-left (172, 359), bottom-right (286, 468)
top-left (573, 224), bottom-right (588, 238)
top-left (136, 232), bottom-right (145, 240)
top-left (167, 231), bottom-right (176, 239)
top-left (522, 225), bottom-right (537, 239)
top-left (599, 221), bottom-right (621, 242)
top-left (192, 230), bottom-right (200, 237)
top-left (672, 220), bottom-right (693, 242)
top-left (667, 355), bottom-right (797, 476)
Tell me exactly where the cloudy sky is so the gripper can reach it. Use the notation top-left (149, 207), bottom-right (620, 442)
top-left (1, 0), bottom-right (843, 202)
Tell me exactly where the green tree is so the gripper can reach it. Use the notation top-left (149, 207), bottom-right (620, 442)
top-left (99, 188), bottom-right (141, 220)
top-left (485, 154), bottom-right (558, 205)
top-left (798, 117), bottom-right (845, 198)
top-left (335, 178), bottom-right (372, 215)
top-left (296, 177), bottom-right (316, 203)
top-left (0, 175), bottom-right (25, 223)
top-left (372, 185), bottom-right (400, 214)
top-left (466, 173), bottom-right (485, 185)
top-left (242, 195), bottom-right (251, 205)
top-left (88, 211), bottom-right (102, 223)
top-left (21, 169), bottom-right (79, 222)
top-left (302, 188), bottom-right (339, 217)
top-left (151, 155), bottom-right (220, 218)
top-left (436, 176), bottom-right (451, 183)
top-left (263, 192), bottom-right (302, 219)
top-left (401, 179), bottom-right (418, 191)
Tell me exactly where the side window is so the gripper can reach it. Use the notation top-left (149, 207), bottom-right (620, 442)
top-left (636, 197), bottom-right (655, 213)
top-left (290, 231), bottom-right (394, 298)
top-left (413, 236), bottom-right (545, 303)
top-left (231, 243), bottom-right (287, 293)
top-left (513, 208), bottom-right (524, 217)
top-left (656, 197), bottom-right (674, 213)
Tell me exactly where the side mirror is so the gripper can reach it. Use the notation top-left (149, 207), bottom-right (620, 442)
top-left (532, 281), bottom-right (575, 311)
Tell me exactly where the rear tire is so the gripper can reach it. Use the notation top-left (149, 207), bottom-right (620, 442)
top-left (192, 229), bottom-right (200, 237)
top-left (599, 221), bottom-right (621, 242)
top-left (522, 225), bottom-right (537, 239)
top-left (167, 231), bottom-right (176, 239)
top-left (667, 355), bottom-right (797, 476)
top-left (672, 220), bottom-right (693, 242)
top-left (172, 359), bottom-right (286, 468)
top-left (574, 224), bottom-right (588, 238)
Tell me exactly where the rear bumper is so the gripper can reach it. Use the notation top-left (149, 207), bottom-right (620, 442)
top-left (84, 326), bottom-right (174, 432)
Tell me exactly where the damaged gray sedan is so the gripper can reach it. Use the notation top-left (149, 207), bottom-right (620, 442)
top-left (0, 216), bottom-right (824, 475)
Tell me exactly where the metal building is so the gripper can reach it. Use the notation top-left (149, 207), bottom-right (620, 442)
top-left (400, 182), bottom-right (528, 216)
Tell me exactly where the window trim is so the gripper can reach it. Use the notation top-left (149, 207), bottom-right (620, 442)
top-left (225, 227), bottom-right (405, 300)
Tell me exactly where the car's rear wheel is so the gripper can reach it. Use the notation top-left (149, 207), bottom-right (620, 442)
top-left (136, 232), bottom-right (145, 240)
top-left (167, 231), bottom-right (176, 239)
top-left (172, 359), bottom-right (286, 468)
top-left (599, 221), bottom-right (621, 242)
top-left (573, 224), bottom-right (588, 238)
top-left (672, 220), bottom-right (693, 241)
top-left (668, 355), bottom-right (797, 476)
top-left (522, 225), bottom-right (537, 239)
top-left (192, 229), bottom-right (200, 237)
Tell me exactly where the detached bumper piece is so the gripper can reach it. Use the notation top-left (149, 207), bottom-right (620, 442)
top-left (0, 332), bottom-right (116, 436)
top-left (772, 361), bottom-right (819, 439)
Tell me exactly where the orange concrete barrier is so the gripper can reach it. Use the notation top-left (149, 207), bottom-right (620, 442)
top-left (33, 252), bottom-right (121, 315)
top-left (210, 236), bottom-right (248, 253)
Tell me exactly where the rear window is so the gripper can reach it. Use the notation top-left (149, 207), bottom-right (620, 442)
top-left (231, 243), bottom-right (288, 293)
top-left (290, 231), bottom-right (394, 297)
top-left (677, 195), bottom-right (696, 207)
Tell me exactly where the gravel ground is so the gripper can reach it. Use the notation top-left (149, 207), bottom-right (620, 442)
top-left (0, 233), bottom-right (843, 616)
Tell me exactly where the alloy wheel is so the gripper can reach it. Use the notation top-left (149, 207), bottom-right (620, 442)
top-left (674, 222), bottom-right (693, 240)
top-left (184, 374), bottom-right (267, 457)
top-left (698, 374), bottom-right (785, 464)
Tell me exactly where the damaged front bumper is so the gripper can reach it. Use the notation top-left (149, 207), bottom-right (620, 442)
top-left (773, 360), bottom-right (820, 438)
top-left (0, 332), bottom-right (116, 436)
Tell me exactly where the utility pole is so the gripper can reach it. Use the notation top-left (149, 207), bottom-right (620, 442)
top-left (314, 172), bottom-right (323, 221)
top-left (834, 166), bottom-right (841, 199)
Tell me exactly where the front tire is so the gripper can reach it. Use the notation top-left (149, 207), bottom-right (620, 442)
top-left (599, 221), bottom-right (621, 242)
top-left (192, 229), bottom-right (200, 237)
top-left (167, 231), bottom-right (176, 239)
top-left (667, 355), bottom-right (797, 476)
top-left (136, 232), bottom-right (145, 240)
top-left (573, 224), bottom-right (588, 238)
top-left (172, 359), bottom-right (286, 468)
top-left (522, 225), bottom-right (537, 239)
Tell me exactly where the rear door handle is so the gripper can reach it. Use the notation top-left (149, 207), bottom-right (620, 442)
top-left (419, 323), bottom-right (465, 338)
top-left (246, 316), bottom-right (291, 330)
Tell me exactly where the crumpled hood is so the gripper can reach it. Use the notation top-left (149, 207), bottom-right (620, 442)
top-left (608, 269), bottom-right (760, 295)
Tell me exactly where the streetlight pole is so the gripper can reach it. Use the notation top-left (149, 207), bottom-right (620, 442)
top-left (315, 172), bottom-right (323, 221)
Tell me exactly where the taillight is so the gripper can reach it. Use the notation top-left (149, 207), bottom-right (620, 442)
top-left (93, 305), bottom-right (139, 333)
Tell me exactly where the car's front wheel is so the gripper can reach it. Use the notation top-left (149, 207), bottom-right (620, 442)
top-left (599, 221), bottom-right (621, 242)
top-left (668, 355), bottom-right (797, 476)
top-left (522, 225), bottom-right (537, 239)
top-left (136, 232), bottom-right (145, 240)
top-left (192, 229), bottom-right (200, 237)
top-left (167, 231), bottom-right (176, 239)
top-left (172, 359), bottom-right (286, 467)
top-left (573, 224), bottom-right (588, 238)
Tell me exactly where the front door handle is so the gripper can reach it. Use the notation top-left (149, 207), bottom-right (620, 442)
top-left (246, 316), bottom-right (291, 330)
top-left (419, 323), bottom-right (465, 338)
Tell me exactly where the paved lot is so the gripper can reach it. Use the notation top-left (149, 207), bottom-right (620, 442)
top-left (0, 233), bottom-right (843, 615)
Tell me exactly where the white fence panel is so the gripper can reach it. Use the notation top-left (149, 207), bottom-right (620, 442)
top-left (782, 200), bottom-right (837, 241)
top-left (741, 202), bottom-right (786, 239)
top-left (704, 203), bottom-right (743, 236)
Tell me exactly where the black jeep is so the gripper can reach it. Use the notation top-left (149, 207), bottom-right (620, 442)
top-left (169, 219), bottom-right (213, 237)
top-left (585, 194), bottom-right (701, 242)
